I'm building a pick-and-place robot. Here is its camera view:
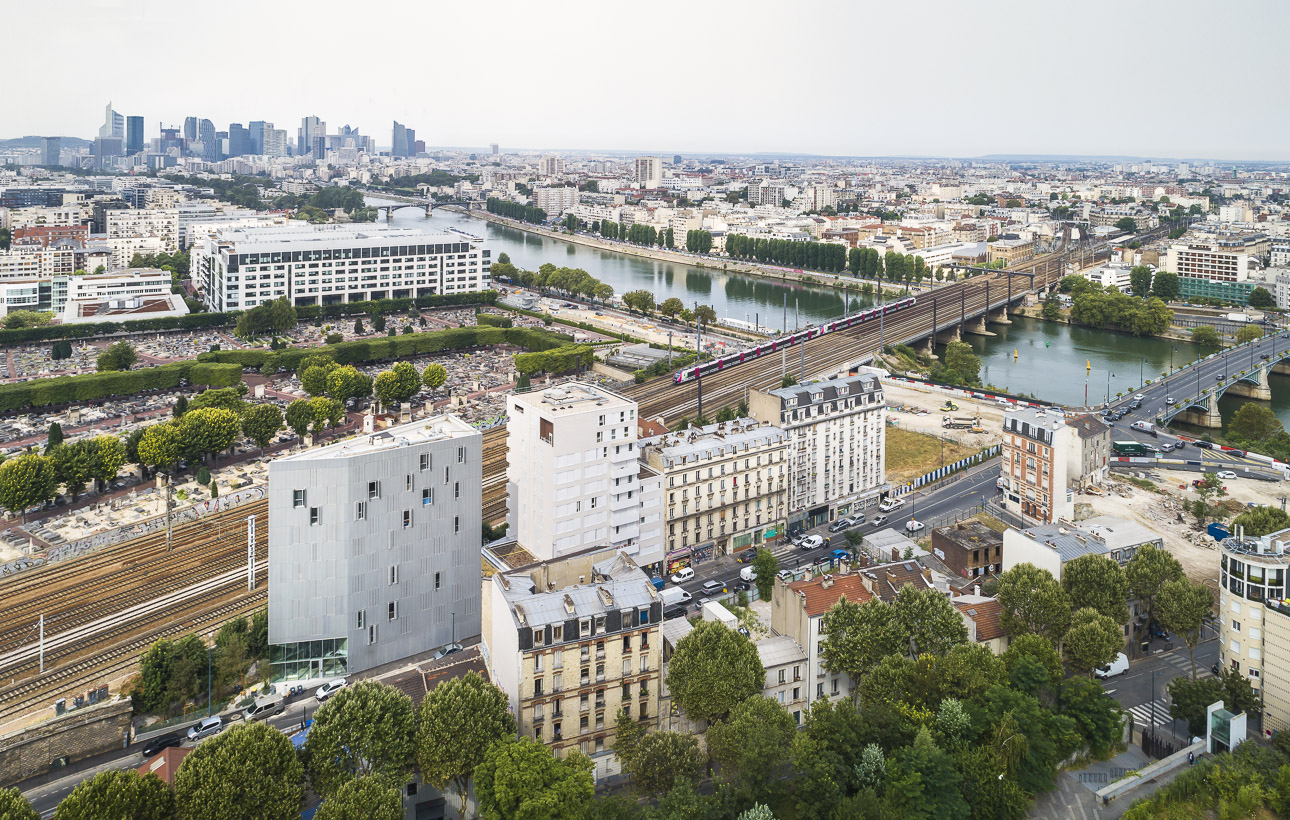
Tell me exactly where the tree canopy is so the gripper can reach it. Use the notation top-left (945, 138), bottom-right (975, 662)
top-left (474, 738), bottom-right (594, 820)
top-left (54, 769), bottom-right (174, 820)
top-left (173, 722), bottom-right (304, 820)
top-left (303, 680), bottom-right (416, 798)
top-left (665, 620), bottom-right (765, 723)
top-left (415, 671), bottom-right (515, 817)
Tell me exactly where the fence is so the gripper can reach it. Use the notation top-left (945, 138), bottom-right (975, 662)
top-left (984, 499), bottom-right (1029, 530)
top-left (892, 445), bottom-right (1001, 496)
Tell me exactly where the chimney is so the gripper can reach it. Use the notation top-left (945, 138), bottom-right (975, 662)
top-left (598, 587), bottom-right (614, 607)
top-left (563, 594), bottom-right (576, 615)
top-left (974, 584), bottom-right (981, 596)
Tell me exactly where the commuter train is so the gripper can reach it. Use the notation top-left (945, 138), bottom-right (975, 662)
top-left (674, 296), bottom-right (917, 384)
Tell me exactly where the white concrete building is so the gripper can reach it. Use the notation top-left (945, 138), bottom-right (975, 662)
top-left (105, 208), bottom-right (179, 264)
top-left (539, 156), bottom-right (565, 177)
top-left (192, 223), bottom-right (490, 313)
top-left (1164, 242), bottom-right (1251, 283)
top-left (534, 187), bottom-right (579, 216)
top-left (1082, 262), bottom-right (1136, 291)
top-left (506, 383), bottom-right (663, 570)
top-left (635, 157), bottom-right (662, 189)
top-left (749, 374), bottom-right (887, 529)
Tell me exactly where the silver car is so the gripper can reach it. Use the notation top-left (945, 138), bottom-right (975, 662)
top-left (186, 716), bottom-right (223, 742)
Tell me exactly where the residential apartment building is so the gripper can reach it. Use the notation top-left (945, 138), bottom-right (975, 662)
top-left (267, 415), bottom-right (482, 681)
top-left (1216, 530), bottom-right (1290, 717)
top-left (749, 374), bottom-right (887, 529)
top-left (534, 186), bottom-right (579, 216)
top-left (506, 383), bottom-right (663, 571)
top-left (771, 572), bottom-right (874, 706)
top-left (105, 208), bottom-right (178, 267)
top-left (635, 157), bottom-right (662, 189)
top-left (481, 547), bottom-right (662, 758)
top-left (999, 408), bottom-right (1108, 525)
top-left (1090, 207), bottom-right (1158, 231)
top-left (192, 224), bottom-right (490, 313)
top-left (1003, 516), bottom-right (1160, 581)
top-left (755, 635), bottom-right (809, 724)
top-left (1164, 242), bottom-right (1252, 283)
top-left (539, 156), bottom-right (565, 177)
top-left (988, 237), bottom-right (1035, 266)
top-left (1082, 262), bottom-right (1136, 291)
top-left (639, 418), bottom-right (788, 572)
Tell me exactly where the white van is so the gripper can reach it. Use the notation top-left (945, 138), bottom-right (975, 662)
top-left (1094, 653), bottom-right (1129, 679)
top-left (739, 566), bottom-right (757, 582)
top-left (670, 567), bottom-right (695, 584)
top-left (243, 693), bottom-right (285, 722)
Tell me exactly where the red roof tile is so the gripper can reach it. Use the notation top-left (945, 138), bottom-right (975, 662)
top-left (787, 574), bottom-right (873, 617)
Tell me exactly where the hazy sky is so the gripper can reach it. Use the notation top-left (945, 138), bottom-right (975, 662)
top-left (9, 0), bottom-right (1289, 160)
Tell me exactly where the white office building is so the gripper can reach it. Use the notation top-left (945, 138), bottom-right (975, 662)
top-left (534, 187), bottom-right (580, 216)
top-left (635, 157), bottom-right (663, 189)
top-left (506, 383), bottom-right (663, 571)
top-left (749, 374), bottom-right (887, 529)
top-left (192, 224), bottom-right (491, 313)
top-left (268, 415), bottom-right (482, 680)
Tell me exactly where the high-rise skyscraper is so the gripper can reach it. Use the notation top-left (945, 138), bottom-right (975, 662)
top-left (41, 137), bottom-right (61, 167)
top-left (183, 116), bottom-right (197, 143)
top-left (249, 121), bottom-right (269, 155)
top-left (197, 119), bottom-right (217, 161)
top-left (99, 102), bottom-right (124, 140)
top-left (126, 116), bottom-right (144, 155)
top-left (263, 128), bottom-right (287, 157)
top-left (491, 143), bottom-right (499, 155)
top-left (227, 123), bottom-right (250, 158)
top-left (392, 121), bottom-right (416, 157)
top-left (299, 116), bottom-right (325, 157)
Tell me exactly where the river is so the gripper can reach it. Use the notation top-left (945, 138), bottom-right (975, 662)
top-left (368, 198), bottom-right (1290, 430)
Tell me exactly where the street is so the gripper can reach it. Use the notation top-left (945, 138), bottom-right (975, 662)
top-left (1100, 630), bottom-right (1220, 746)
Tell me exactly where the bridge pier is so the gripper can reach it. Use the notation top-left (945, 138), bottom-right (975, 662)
top-left (964, 315), bottom-right (993, 336)
top-left (935, 327), bottom-right (961, 345)
top-left (1227, 363), bottom-right (1273, 401)
top-left (916, 335), bottom-right (936, 359)
top-left (1173, 392), bottom-right (1223, 429)
top-left (988, 306), bottom-right (1012, 325)
top-left (1273, 361), bottom-right (1290, 377)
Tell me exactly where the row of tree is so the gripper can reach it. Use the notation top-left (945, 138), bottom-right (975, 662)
top-left (725, 234), bottom-right (849, 273)
top-left (132, 610), bottom-right (269, 716)
top-left (684, 230), bottom-right (713, 253)
top-left (486, 197), bottom-right (546, 225)
top-left (0, 360), bottom-right (242, 413)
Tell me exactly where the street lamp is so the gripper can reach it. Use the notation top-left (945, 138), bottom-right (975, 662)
top-left (1149, 669), bottom-right (1166, 744)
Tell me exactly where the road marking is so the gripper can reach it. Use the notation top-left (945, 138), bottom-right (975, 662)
top-left (1125, 699), bottom-right (1171, 728)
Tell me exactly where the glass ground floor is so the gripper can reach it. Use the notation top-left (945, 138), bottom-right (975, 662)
top-left (269, 637), bottom-right (348, 683)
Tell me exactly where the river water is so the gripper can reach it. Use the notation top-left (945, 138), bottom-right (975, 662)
top-left (369, 199), bottom-right (1290, 429)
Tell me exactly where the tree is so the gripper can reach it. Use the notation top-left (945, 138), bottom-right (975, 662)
top-left (314, 776), bottom-right (403, 820)
top-left (242, 404), bottom-right (284, 451)
top-left (87, 435), bottom-right (127, 489)
top-left (1217, 665), bottom-right (1261, 717)
top-left (1236, 323), bottom-right (1264, 344)
top-left (1129, 266), bottom-right (1153, 299)
top-left (326, 365), bottom-right (371, 405)
top-left (55, 768), bottom-right (174, 820)
top-left (0, 787), bottom-right (37, 820)
top-left (751, 548), bottom-right (778, 601)
top-left (694, 305), bottom-right (718, 327)
top-left (354, 317), bottom-right (365, 335)
top-left (623, 290), bottom-right (656, 315)
top-left (46, 421), bottom-right (63, 452)
top-left (301, 364), bottom-right (331, 397)
top-left (1248, 287), bottom-right (1275, 309)
top-left (941, 340), bottom-right (982, 385)
top-left (422, 363), bottom-right (447, 390)
top-left (173, 722), bottom-right (304, 820)
top-left (173, 395), bottom-right (189, 418)
top-left (706, 696), bottom-right (797, 802)
top-left (1060, 554), bottom-right (1129, 624)
top-left (1168, 676), bottom-right (1224, 737)
top-left (1193, 472), bottom-right (1227, 522)
top-left (1126, 544), bottom-right (1184, 629)
top-left (137, 423), bottom-right (182, 470)
top-left (1041, 297), bottom-right (1061, 321)
top-left (1232, 505), bottom-right (1290, 538)
top-left (891, 584), bottom-right (970, 657)
top-left (188, 387), bottom-right (249, 415)
top-left (619, 729), bottom-right (705, 797)
top-left (1229, 403), bottom-right (1283, 445)
top-left (659, 297), bottom-right (684, 319)
top-left (96, 341), bottom-right (138, 372)
top-left (373, 361), bottom-right (422, 408)
top-left (1156, 579), bottom-right (1213, 678)
top-left (0, 453), bottom-right (57, 521)
top-left (1190, 325), bottom-right (1220, 346)
top-left (1114, 217), bottom-right (1138, 233)
top-left (474, 738), bottom-right (594, 820)
top-left (416, 671), bottom-right (516, 818)
top-left (886, 727), bottom-right (970, 820)
top-left (665, 620), bottom-right (765, 723)
top-left (1151, 271), bottom-right (1180, 301)
top-left (997, 563), bottom-right (1072, 642)
top-left (179, 407), bottom-right (242, 463)
top-left (1062, 608), bottom-right (1124, 676)
top-left (304, 680), bottom-right (415, 798)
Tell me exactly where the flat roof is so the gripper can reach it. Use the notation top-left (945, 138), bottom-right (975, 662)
top-left (495, 550), bottom-right (657, 630)
top-left (510, 382), bottom-right (632, 415)
top-left (755, 635), bottom-right (806, 668)
top-left (211, 223), bottom-right (475, 250)
top-left (276, 414), bottom-right (478, 462)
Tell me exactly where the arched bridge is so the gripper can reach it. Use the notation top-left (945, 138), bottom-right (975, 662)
top-left (375, 199), bottom-right (473, 220)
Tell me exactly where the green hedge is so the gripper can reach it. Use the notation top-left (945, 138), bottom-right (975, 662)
top-left (0, 361), bottom-right (242, 413)
top-left (515, 344), bottom-right (595, 376)
top-left (475, 314), bottom-right (513, 328)
top-left (197, 325), bottom-right (572, 373)
top-left (296, 290), bottom-right (498, 321)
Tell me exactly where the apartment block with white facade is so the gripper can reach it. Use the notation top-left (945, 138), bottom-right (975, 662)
top-left (506, 383), bottom-right (663, 571)
top-left (534, 186), bottom-right (579, 216)
top-left (105, 208), bottom-right (178, 266)
top-left (748, 374), bottom-right (886, 529)
top-left (267, 415), bottom-right (482, 681)
top-left (639, 418), bottom-right (788, 572)
top-left (192, 224), bottom-right (490, 313)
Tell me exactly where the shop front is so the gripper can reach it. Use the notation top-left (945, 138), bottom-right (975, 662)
top-left (665, 548), bottom-right (692, 576)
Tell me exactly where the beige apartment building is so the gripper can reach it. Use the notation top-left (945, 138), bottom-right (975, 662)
top-left (639, 418), bottom-right (788, 571)
top-left (1216, 531), bottom-right (1290, 724)
top-left (988, 237), bottom-right (1035, 267)
top-left (481, 547), bottom-right (662, 760)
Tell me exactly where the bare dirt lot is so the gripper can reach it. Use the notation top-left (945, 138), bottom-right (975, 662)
top-left (883, 380), bottom-right (1007, 445)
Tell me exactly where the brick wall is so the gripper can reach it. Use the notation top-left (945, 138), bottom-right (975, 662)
top-left (0, 698), bottom-right (132, 787)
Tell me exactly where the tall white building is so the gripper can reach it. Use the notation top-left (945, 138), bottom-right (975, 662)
top-left (105, 208), bottom-right (179, 266)
top-left (192, 224), bottom-right (490, 313)
top-left (539, 156), bottom-right (565, 177)
top-left (506, 383), bottom-right (663, 571)
top-left (749, 374), bottom-right (887, 529)
top-left (534, 187), bottom-right (579, 216)
top-left (635, 157), bottom-right (662, 189)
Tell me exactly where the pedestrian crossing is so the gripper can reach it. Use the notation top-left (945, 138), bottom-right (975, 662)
top-left (1126, 699), bottom-right (1171, 728)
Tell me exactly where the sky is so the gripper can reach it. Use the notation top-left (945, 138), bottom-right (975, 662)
top-left (7, 0), bottom-right (1289, 161)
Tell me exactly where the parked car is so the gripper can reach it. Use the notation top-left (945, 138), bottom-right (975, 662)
top-left (739, 566), bottom-right (757, 582)
top-left (878, 498), bottom-right (905, 512)
top-left (848, 513), bottom-right (867, 526)
top-left (829, 549), bottom-right (852, 562)
top-left (735, 551), bottom-right (754, 564)
top-left (243, 693), bottom-right (285, 722)
top-left (905, 520), bottom-right (925, 533)
top-left (734, 579), bottom-right (753, 592)
top-left (828, 519), bottom-right (851, 533)
top-left (141, 733), bottom-right (182, 758)
top-left (670, 567), bottom-right (695, 584)
top-left (871, 514), bottom-right (889, 527)
top-left (701, 579), bottom-right (726, 597)
top-left (187, 716), bottom-right (223, 742)
top-left (1216, 470), bottom-right (1237, 479)
top-left (777, 569), bottom-right (794, 582)
top-left (431, 643), bottom-right (463, 660)
top-left (315, 678), bottom-right (349, 702)
top-left (799, 534), bottom-right (824, 550)
top-left (1148, 622), bottom-right (1170, 640)
top-left (663, 605), bottom-right (689, 620)
top-left (1094, 653), bottom-right (1129, 679)
top-left (813, 555), bottom-right (832, 567)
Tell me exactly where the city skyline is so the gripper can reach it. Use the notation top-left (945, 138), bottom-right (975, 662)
top-left (5, 0), bottom-right (1287, 161)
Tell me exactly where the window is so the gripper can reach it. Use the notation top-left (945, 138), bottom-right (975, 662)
top-left (422, 489), bottom-right (433, 506)
top-left (454, 482), bottom-right (460, 499)
top-left (453, 516), bottom-right (460, 533)
top-left (420, 453), bottom-right (430, 471)
top-left (356, 610), bottom-right (366, 629)
top-left (388, 601), bottom-right (398, 621)
top-left (368, 624), bottom-right (378, 644)
top-left (368, 481), bottom-right (380, 499)
top-left (444, 466), bottom-right (450, 484)
top-left (406, 474), bottom-right (413, 491)
top-left (355, 501), bottom-right (366, 521)
top-left (292, 489), bottom-right (306, 508)
top-left (554, 625), bottom-right (563, 642)
top-left (434, 572), bottom-right (442, 590)
top-left (309, 507), bottom-right (320, 526)
top-left (457, 446), bottom-right (466, 463)
top-left (389, 565), bottom-right (398, 584)
top-left (402, 510), bottom-right (412, 528)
